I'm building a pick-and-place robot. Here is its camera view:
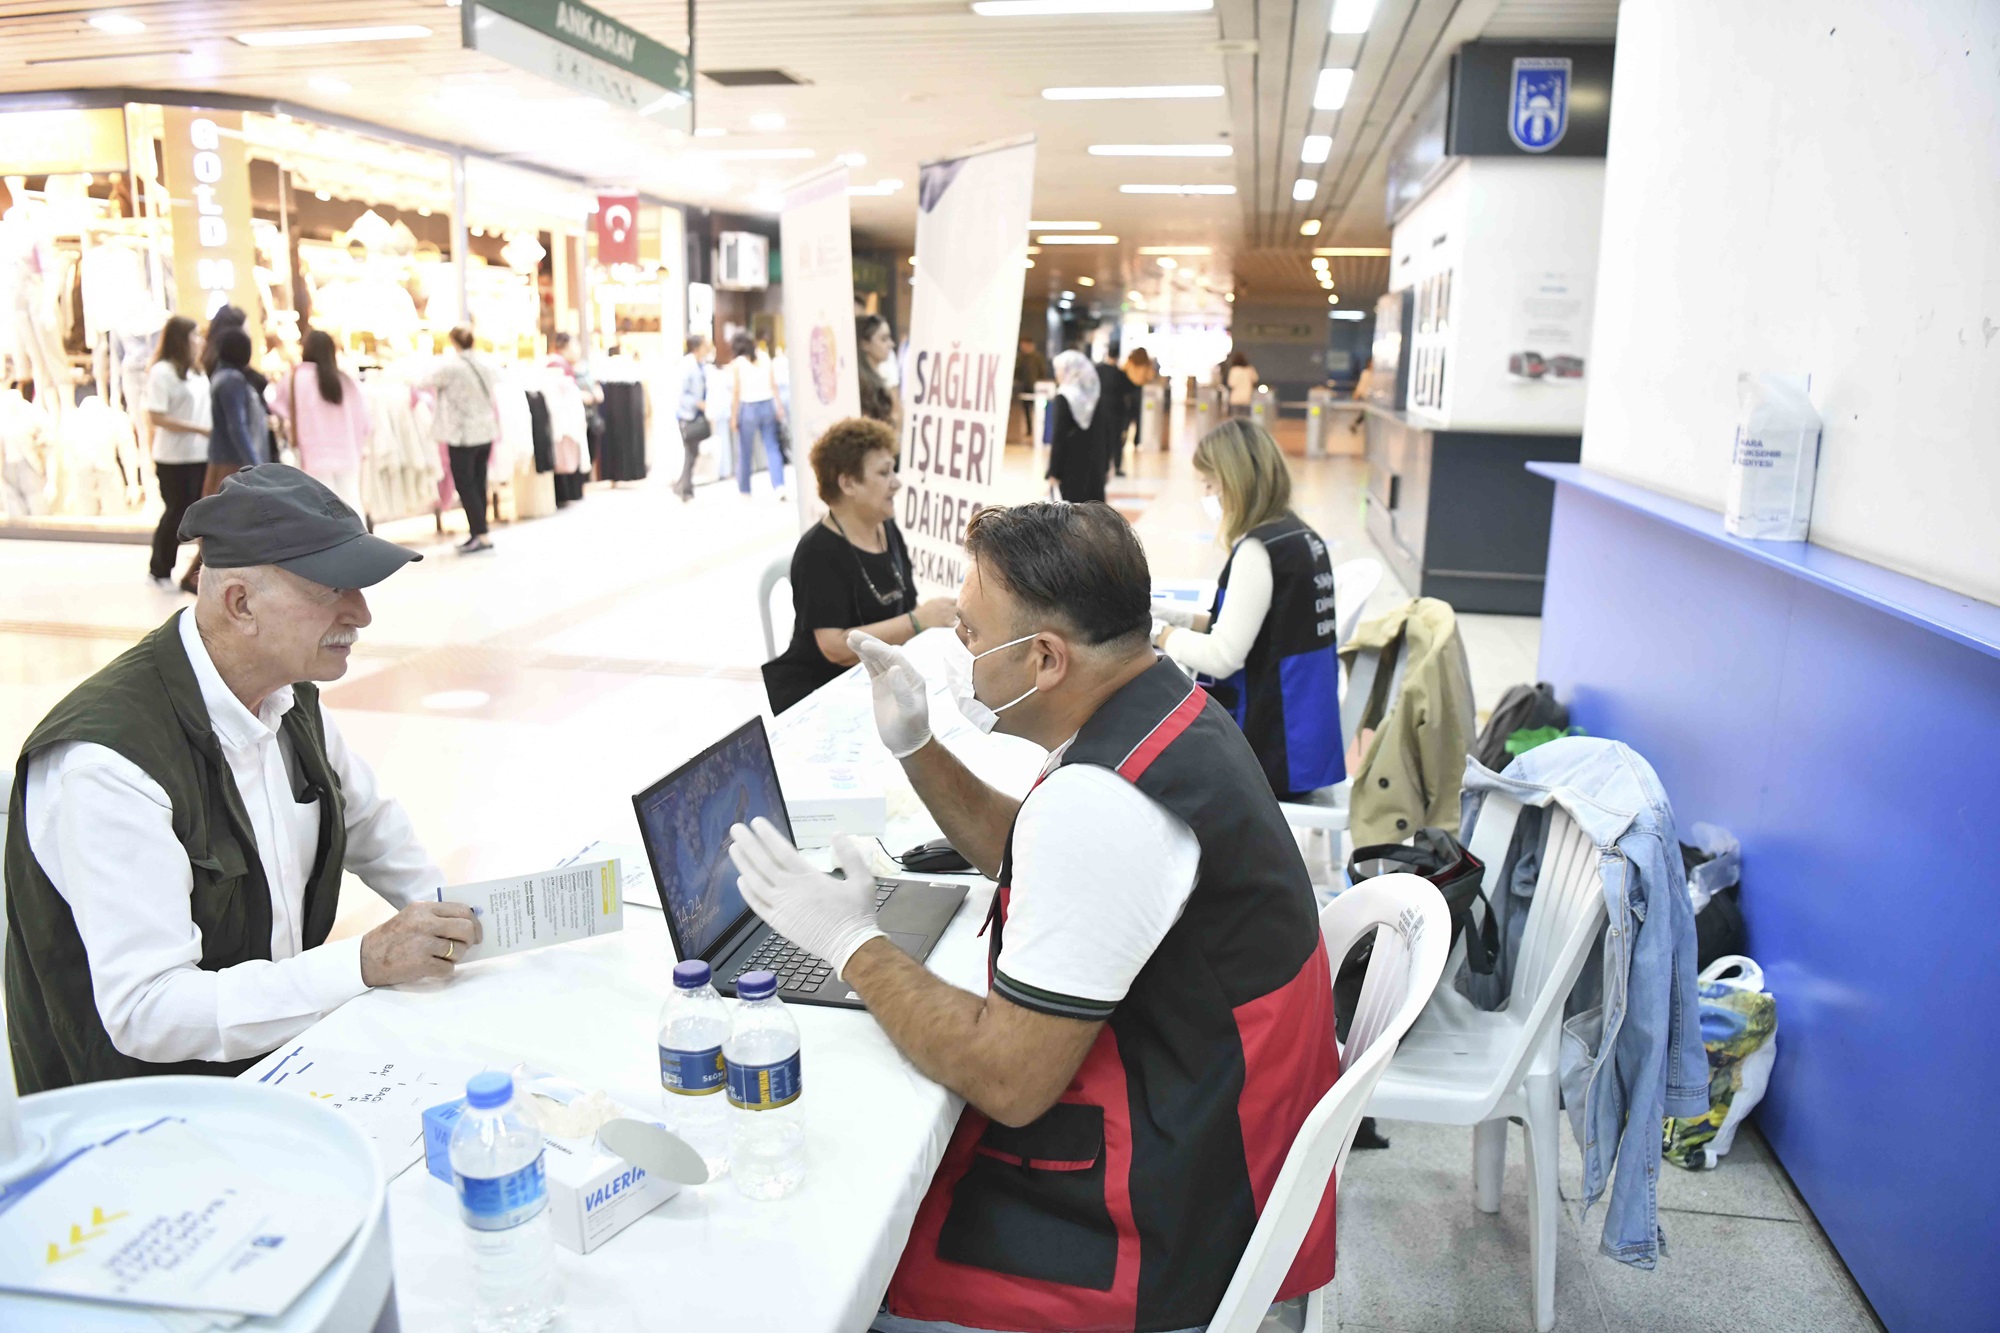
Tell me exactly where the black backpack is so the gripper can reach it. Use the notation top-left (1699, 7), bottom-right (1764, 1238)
top-left (1474, 683), bottom-right (1569, 771)
top-left (1333, 828), bottom-right (1497, 1042)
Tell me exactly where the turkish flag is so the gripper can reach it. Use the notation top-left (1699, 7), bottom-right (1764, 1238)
top-left (595, 193), bottom-right (640, 265)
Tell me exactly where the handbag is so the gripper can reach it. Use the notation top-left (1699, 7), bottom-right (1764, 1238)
top-left (1335, 828), bottom-right (1497, 1041)
top-left (681, 411), bottom-right (712, 447)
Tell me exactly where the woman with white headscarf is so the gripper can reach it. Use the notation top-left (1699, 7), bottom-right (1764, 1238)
top-left (1045, 349), bottom-right (1111, 503)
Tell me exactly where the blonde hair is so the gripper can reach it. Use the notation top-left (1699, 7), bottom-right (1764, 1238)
top-left (1193, 419), bottom-right (1294, 545)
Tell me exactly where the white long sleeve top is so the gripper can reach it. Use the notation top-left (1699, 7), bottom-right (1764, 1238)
top-left (1159, 537), bottom-right (1273, 679)
top-left (22, 609), bottom-right (442, 1065)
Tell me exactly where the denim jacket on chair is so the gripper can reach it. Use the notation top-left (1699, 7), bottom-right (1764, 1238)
top-left (1457, 738), bottom-right (1708, 1268)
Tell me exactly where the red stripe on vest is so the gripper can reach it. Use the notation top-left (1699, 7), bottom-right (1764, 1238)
top-left (886, 1027), bottom-right (1143, 1332)
top-left (1116, 684), bottom-right (1207, 782)
top-left (1230, 935), bottom-right (1342, 1299)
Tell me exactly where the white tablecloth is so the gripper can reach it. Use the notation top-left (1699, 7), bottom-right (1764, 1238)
top-left (244, 630), bottom-right (1047, 1333)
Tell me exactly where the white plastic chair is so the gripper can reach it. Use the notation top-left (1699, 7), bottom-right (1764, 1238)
top-left (756, 554), bottom-right (791, 660)
top-left (1367, 795), bottom-right (1609, 1332)
top-left (1208, 873), bottom-right (1453, 1333)
top-left (1332, 557), bottom-right (1382, 657)
top-left (1279, 635), bottom-right (1406, 884)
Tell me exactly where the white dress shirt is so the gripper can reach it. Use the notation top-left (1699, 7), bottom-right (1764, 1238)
top-left (23, 610), bottom-right (442, 1064)
top-left (990, 741), bottom-right (1203, 1021)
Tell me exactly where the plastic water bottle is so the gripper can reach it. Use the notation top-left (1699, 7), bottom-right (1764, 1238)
top-left (725, 970), bottom-right (805, 1199)
top-left (449, 1072), bottom-right (562, 1333)
top-left (658, 959), bottom-right (731, 1179)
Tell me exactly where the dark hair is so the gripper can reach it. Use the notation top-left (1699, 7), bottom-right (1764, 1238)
top-left (811, 417), bottom-right (898, 505)
top-left (214, 327), bottom-right (253, 369)
top-left (729, 330), bottom-right (756, 359)
top-left (1227, 350), bottom-right (1249, 370)
top-left (154, 316), bottom-right (198, 379)
top-left (685, 334), bottom-right (710, 355)
top-left (201, 304), bottom-right (246, 376)
top-left (963, 502), bottom-right (1151, 648)
top-left (856, 314), bottom-right (894, 424)
top-left (552, 331), bottom-right (573, 352)
top-left (449, 325), bottom-right (475, 351)
top-left (301, 329), bottom-right (343, 405)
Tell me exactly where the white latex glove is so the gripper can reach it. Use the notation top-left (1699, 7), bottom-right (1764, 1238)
top-left (848, 629), bottom-right (932, 758)
top-left (1151, 598), bottom-right (1200, 629)
top-left (727, 819), bottom-right (887, 977)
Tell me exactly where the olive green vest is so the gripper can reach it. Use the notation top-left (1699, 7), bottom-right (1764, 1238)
top-left (5, 614), bottom-right (347, 1094)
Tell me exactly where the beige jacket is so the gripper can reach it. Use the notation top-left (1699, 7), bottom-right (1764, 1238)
top-left (1341, 598), bottom-right (1477, 845)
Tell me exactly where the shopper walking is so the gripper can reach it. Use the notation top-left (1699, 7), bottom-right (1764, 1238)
top-left (424, 326), bottom-right (501, 553)
top-left (673, 334), bottom-right (713, 501)
top-left (175, 328), bottom-right (272, 592)
top-left (143, 316), bottom-right (210, 590)
top-left (199, 305), bottom-right (267, 395)
top-left (1153, 418), bottom-right (1344, 800)
top-left (269, 330), bottom-right (372, 517)
top-left (857, 314), bottom-right (901, 438)
top-left (728, 330), bottom-right (787, 500)
top-left (1094, 352), bottom-right (1135, 478)
top-left (1011, 335), bottom-right (1047, 443)
top-left (1225, 350), bottom-right (1260, 417)
top-left (1045, 350), bottom-right (1110, 504)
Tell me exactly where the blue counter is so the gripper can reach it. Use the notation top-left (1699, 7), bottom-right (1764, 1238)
top-left (1530, 463), bottom-right (2000, 1332)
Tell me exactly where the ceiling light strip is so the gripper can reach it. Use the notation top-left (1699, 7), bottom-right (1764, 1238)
top-left (1089, 143), bottom-right (1232, 157)
top-left (235, 24), bottom-right (432, 46)
top-left (1041, 84), bottom-right (1223, 100)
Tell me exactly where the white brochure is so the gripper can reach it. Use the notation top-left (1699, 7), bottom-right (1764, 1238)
top-left (441, 858), bottom-right (625, 963)
top-left (0, 1120), bottom-right (359, 1316)
top-left (251, 1045), bottom-right (482, 1180)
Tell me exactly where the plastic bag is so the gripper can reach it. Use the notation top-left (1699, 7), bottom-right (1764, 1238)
top-left (1663, 955), bottom-right (1777, 1170)
top-left (1683, 821), bottom-right (1741, 915)
top-left (1724, 373), bottom-right (1822, 541)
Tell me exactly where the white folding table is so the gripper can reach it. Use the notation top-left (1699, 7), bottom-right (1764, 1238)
top-left (243, 630), bottom-right (1047, 1333)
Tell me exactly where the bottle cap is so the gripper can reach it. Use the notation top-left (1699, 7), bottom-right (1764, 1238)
top-left (465, 1071), bottom-right (514, 1110)
top-left (736, 970), bottom-right (777, 1001)
top-left (672, 960), bottom-right (713, 990)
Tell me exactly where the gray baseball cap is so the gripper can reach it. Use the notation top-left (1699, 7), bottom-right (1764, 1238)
top-left (179, 464), bottom-right (422, 589)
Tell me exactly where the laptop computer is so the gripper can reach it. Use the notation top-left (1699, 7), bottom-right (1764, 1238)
top-left (631, 717), bottom-right (969, 1010)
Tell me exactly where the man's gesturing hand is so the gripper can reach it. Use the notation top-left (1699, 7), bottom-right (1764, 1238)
top-left (360, 901), bottom-right (481, 987)
top-left (849, 630), bottom-right (932, 759)
top-left (728, 819), bottom-right (887, 978)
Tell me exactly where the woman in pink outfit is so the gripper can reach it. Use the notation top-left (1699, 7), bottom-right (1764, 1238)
top-left (269, 329), bottom-right (372, 516)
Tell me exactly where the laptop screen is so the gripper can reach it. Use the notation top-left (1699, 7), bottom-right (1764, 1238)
top-left (633, 718), bottom-right (792, 962)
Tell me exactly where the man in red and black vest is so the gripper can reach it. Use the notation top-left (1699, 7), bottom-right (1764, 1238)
top-left (727, 501), bottom-right (1340, 1333)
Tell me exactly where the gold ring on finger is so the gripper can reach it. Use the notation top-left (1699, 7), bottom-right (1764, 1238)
top-left (444, 939), bottom-right (456, 961)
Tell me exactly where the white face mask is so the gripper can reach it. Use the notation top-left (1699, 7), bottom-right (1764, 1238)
top-left (1200, 493), bottom-right (1224, 524)
top-left (943, 631), bottom-right (1041, 734)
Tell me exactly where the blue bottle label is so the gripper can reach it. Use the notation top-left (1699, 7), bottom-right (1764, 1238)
top-left (726, 1051), bottom-right (802, 1111)
top-left (660, 1043), bottom-right (726, 1095)
top-left (454, 1153), bottom-right (548, 1231)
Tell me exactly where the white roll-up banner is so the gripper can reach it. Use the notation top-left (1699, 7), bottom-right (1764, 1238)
top-left (899, 137), bottom-right (1036, 596)
top-left (780, 165), bottom-right (861, 530)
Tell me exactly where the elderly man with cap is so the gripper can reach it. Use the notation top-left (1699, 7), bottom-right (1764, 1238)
top-left (4, 464), bottom-right (478, 1094)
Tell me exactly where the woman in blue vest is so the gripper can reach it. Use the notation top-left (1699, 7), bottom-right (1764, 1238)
top-left (1152, 418), bottom-right (1345, 800)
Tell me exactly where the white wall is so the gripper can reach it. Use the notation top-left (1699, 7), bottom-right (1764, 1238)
top-left (1584, 0), bottom-right (2000, 604)
top-left (1389, 157), bottom-right (1605, 433)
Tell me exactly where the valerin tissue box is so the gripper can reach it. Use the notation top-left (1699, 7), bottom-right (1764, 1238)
top-left (422, 1077), bottom-right (682, 1254)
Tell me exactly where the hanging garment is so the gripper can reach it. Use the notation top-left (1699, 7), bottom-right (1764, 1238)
top-left (524, 389), bottom-right (555, 474)
top-left (55, 396), bottom-right (139, 517)
top-left (0, 387), bottom-right (55, 516)
top-left (597, 380), bottom-right (648, 481)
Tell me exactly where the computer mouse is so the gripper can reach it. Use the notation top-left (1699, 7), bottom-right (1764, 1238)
top-left (900, 837), bottom-right (973, 875)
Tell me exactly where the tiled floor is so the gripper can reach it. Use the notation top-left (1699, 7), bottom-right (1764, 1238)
top-left (0, 422), bottom-right (1880, 1331)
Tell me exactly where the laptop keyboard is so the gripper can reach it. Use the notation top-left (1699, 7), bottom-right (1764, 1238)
top-left (730, 882), bottom-right (897, 994)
